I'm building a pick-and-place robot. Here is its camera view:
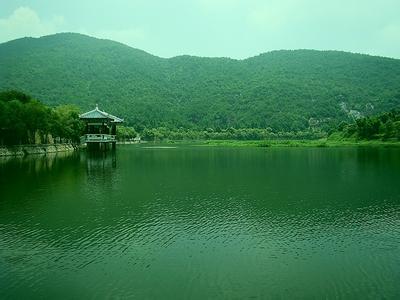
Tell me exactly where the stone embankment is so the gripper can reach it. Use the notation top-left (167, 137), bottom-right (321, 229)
top-left (0, 144), bottom-right (78, 157)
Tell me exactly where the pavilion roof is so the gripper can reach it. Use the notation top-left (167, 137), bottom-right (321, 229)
top-left (79, 105), bottom-right (123, 123)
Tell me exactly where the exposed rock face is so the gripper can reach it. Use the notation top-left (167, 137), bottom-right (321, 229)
top-left (0, 144), bottom-right (77, 157)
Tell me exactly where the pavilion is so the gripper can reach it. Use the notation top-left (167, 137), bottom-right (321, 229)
top-left (79, 105), bottom-right (123, 150)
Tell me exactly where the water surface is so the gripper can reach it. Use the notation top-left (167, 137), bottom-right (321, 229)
top-left (0, 145), bottom-right (399, 299)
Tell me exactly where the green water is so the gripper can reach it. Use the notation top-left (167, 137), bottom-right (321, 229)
top-left (0, 145), bottom-right (399, 299)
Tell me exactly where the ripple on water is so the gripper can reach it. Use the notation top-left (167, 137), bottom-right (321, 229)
top-left (1, 147), bottom-right (400, 298)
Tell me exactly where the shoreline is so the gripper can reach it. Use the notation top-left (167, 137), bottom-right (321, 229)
top-left (130, 139), bottom-right (400, 148)
top-left (197, 139), bottom-right (400, 148)
top-left (0, 144), bottom-right (79, 157)
top-left (2, 139), bottom-right (398, 157)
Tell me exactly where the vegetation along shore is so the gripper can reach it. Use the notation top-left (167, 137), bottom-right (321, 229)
top-left (0, 88), bottom-right (399, 154)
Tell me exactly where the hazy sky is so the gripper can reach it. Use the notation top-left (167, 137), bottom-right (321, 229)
top-left (0, 0), bottom-right (399, 59)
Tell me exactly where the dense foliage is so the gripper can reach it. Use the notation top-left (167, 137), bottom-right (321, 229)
top-left (116, 126), bottom-right (137, 142)
top-left (1, 33), bottom-right (400, 133)
top-left (331, 110), bottom-right (400, 141)
top-left (0, 91), bottom-right (84, 145)
top-left (140, 127), bottom-right (325, 141)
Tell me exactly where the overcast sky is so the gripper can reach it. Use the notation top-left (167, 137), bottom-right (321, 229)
top-left (0, 0), bottom-right (399, 59)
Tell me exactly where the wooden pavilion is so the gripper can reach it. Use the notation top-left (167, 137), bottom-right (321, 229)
top-left (79, 105), bottom-right (123, 151)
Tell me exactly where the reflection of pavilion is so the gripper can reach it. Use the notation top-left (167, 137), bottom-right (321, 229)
top-left (84, 151), bottom-right (117, 175)
top-left (83, 152), bottom-right (117, 189)
top-left (79, 105), bottom-right (123, 151)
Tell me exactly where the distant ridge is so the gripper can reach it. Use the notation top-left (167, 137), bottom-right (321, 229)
top-left (1, 32), bottom-right (400, 131)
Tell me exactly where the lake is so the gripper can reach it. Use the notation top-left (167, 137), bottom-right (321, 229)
top-left (0, 145), bottom-right (399, 299)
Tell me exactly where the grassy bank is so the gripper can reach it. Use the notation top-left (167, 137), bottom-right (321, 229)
top-left (162, 139), bottom-right (400, 148)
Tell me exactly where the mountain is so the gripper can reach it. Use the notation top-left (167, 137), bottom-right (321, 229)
top-left (1, 32), bottom-right (400, 132)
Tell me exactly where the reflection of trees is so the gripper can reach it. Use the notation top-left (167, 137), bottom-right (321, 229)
top-left (0, 151), bottom-right (84, 208)
top-left (0, 151), bottom-right (79, 176)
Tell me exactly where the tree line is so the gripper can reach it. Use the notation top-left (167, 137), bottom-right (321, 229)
top-left (139, 127), bottom-right (326, 141)
top-left (1, 90), bottom-right (399, 146)
top-left (0, 90), bottom-right (84, 145)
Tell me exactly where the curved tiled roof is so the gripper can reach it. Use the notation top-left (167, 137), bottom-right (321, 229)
top-left (79, 105), bottom-right (123, 123)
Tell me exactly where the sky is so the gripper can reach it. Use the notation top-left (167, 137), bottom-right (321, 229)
top-left (0, 0), bottom-right (399, 59)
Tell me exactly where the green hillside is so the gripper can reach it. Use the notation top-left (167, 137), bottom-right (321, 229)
top-left (1, 32), bottom-right (400, 132)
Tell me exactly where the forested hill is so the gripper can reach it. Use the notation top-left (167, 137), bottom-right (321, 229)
top-left (1, 32), bottom-right (400, 132)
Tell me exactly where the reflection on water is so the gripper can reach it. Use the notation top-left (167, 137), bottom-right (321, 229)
top-left (0, 145), bottom-right (400, 299)
top-left (84, 151), bottom-right (117, 173)
top-left (0, 151), bottom-right (78, 174)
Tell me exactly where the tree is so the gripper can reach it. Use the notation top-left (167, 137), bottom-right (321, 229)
top-left (53, 105), bottom-right (85, 143)
top-left (117, 126), bottom-right (137, 141)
